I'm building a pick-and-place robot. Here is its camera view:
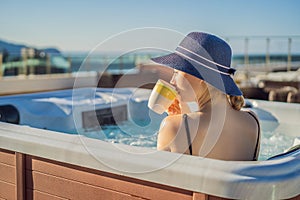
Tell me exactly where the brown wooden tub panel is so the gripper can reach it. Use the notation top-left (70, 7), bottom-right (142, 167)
top-left (0, 149), bottom-right (16, 200)
top-left (25, 156), bottom-right (193, 200)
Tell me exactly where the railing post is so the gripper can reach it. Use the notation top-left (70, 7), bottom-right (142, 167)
top-left (46, 54), bottom-right (51, 74)
top-left (67, 56), bottom-right (72, 74)
top-left (0, 53), bottom-right (3, 78)
top-left (287, 38), bottom-right (292, 72)
top-left (28, 48), bottom-right (35, 75)
top-left (119, 56), bottom-right (123, 73)
top-left (266, 38), bottom-right (270, 72)
top-left (21, 48), bottom-right (28, 76)
top-left (244, 37), bottom-right (249, 80)
top-left (85, 55), bottom-right (91, 72)
top-left (104, 55), bottom-right (109, 69)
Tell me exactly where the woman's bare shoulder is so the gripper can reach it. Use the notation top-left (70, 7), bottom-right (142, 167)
top-left (239, 109), bottom-right (259, 123)
top-left (157, 115), bottom-right (183, 151)
top-left (234, 109), bottom-right (260, 134)
top-left (159, 115), bottom-right (182, 133)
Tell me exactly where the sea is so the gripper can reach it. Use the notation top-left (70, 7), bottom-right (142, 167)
top-left (65, 51), bottom-right (300, 74)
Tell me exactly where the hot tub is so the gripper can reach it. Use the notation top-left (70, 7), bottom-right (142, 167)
top-left (0, 87), bottom-right (282, 160)
top-left (0, 121), bottom-right (299, 199)
top-left (0, 88), bottom-right (299, 199)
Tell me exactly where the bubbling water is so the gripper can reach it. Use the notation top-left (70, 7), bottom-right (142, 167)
top-left (79, 120), bottom-right (297, 161)
top-left (79, 120), bottom-right (158, 149)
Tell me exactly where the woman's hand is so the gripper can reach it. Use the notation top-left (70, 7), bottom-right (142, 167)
top-left (167, 98), bottom-right (181, 115)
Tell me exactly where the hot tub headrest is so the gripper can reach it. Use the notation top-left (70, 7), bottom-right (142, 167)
top-left (0, 105), bottom-right (20, 124)
top-left (267, 144), bottom-right (300, 160)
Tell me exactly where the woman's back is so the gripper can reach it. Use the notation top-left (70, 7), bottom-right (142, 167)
top-left (158, 105), bottom-right (260, 161)
top-left (190, 108), bottom-right (260, 161)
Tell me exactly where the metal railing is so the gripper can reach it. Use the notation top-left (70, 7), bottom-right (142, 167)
top-left (1, 36), bottom-right (300, 78)
top-left (226, 36), bottom-right (300, 71)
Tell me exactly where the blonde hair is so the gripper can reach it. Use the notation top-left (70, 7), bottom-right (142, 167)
top-left (227, 95), bottom-right (245, 111)
top-left (197, 82), bottom-right (244, 111)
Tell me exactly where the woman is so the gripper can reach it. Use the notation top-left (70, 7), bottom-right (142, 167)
top-left (151, 32), bottom-right (260, 161)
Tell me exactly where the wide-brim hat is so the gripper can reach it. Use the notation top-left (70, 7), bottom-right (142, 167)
top-left (151, 32), bottom-right (242, 96)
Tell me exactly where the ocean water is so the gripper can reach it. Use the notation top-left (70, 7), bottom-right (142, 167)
top-left (68, 52), bottom-right (161, 73)
top-left (67, 52), bottom-right (300, 73)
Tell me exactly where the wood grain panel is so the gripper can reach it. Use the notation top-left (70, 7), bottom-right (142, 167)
top-left (26, 189), bottom-right (68, 200)
top-left (27, 171), bottom-right (152, 200)
top-left (0, 149), bottom-right (15, 166)
top-left (0, 180), bottom-right (15, 200)
top-left (26, 156), bottom-right (192, 200)
top-left (15, 153), bottom-right (25, 200)
top-left (193, 192), bottom-right (208, 200)
top-left (0, 163), bottom-right (15, 184)
top-left (208, 195), bottom-right (230, 200)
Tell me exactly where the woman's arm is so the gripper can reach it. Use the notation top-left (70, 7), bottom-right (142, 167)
top-left (157, 116), bottom-right (178, 152)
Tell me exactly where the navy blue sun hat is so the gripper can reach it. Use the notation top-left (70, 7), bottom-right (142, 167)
top-left (151, 32), bottom-right (242, 96)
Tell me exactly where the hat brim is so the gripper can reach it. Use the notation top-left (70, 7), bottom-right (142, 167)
top-left (151, 53), bottom-right (242, 96)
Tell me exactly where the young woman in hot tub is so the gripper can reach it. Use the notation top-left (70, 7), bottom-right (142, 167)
top-left (151, 32), bottom-right (260, 161)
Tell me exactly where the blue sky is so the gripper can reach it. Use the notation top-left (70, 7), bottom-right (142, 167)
top-left (1, 0), bottom-right (300, 53)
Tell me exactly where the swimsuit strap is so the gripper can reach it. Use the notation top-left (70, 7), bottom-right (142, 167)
top-left (183, 114), bottom-right (193, 155)
top-left (247, 111), bottom-right (261, 161)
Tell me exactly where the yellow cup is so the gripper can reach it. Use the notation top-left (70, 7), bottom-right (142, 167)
top-left (148, 79), bottom-right (178, 114)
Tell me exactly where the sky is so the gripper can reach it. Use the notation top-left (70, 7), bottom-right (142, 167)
top-left (1, 0), bottom-right (300, 53)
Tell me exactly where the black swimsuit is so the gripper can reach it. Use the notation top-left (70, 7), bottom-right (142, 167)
top-left (183, 111), bottom-right (260, 160)
top-left (183, 114), bottom-right (193, 155)
top-left (246, 111), bottom-right (261, 161)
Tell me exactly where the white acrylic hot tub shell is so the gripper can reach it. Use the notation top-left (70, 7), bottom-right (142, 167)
top-left (0, 88), bottom-right (154, 133)
top-left (0, 122), bottom-right (299, 200)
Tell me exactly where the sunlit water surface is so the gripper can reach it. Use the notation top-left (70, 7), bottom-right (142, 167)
top-left (79, 120), bottom-right (297, 161)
